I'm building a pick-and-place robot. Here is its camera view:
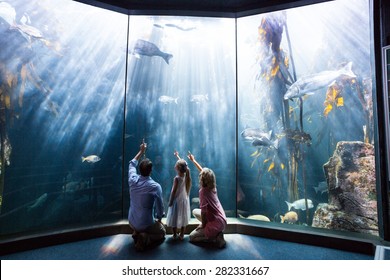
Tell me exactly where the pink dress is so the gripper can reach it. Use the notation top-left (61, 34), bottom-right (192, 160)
top-left (199, 187), bottom-right (227, 238)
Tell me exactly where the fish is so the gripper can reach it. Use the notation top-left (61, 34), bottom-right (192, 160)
top-left (244, 214), bottom-right (271, 222)
top-left (285, 198), bottom-right (314, 211)
top-left (153, 23), bottom-right (164, 29)
top-left (81, 155), bottom-right (101, 163)
top-left (313, 181), bottom-right (328, 195)
top-left (14, 23), bottom-right (43, 39)
top-left (165, 23), bottom-right (196, 31)
top-left (132, 39), bottom-right (173, 65)
top-left (190, 94), bottom-right (208, 104)
top-left (251, 136), bottom-right (279, 149)
top-left (241, 128), bottom-right (272, 142)
top-left (280, 211), bottom-right (298, 223)
top-left (158, 95), bottom-right (178, 104)
top-left (283, 62), bottom-right (356, 100)
top-left (43, 99), bottom-right (59, 117)
top-left (28, 193), bottom-right (48, 211)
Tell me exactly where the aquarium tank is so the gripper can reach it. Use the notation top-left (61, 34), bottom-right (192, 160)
top-left (0, 0), bottom-right (380, 240)
top-left (237, 0), bottom-right (378, 234)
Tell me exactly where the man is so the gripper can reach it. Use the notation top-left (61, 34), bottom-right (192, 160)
top-left (128, 140), bottom-right (166, 251)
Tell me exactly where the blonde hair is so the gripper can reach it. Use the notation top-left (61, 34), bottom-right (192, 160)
top-left (199, 168), bottom-right (216, 190)
top-left (175, 159), bottom-right (192, 194)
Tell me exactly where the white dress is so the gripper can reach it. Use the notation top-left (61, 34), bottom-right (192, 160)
top-left (166, 175), bottom-right (190, 228)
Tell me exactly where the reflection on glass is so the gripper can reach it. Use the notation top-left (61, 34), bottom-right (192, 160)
top-left (0, 0), bottom-right (127, 236)
top-left (237, 0), bottom-right (378, 235)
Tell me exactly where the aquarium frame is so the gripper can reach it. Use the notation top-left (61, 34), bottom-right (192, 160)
top-left (382, 46), bottom-right (390, 181)
top-left (1, 0), bottom-right (389, 255)
top-left (73, 0), bottom-right (334, 18)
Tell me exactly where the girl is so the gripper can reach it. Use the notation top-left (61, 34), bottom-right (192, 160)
top-left (187, 152), bottom-right (227, 248)
top-left (166, 151), bottom-right (192, 240)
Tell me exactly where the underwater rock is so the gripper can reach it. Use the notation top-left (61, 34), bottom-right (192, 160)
top-left (312, 141), bottom-right (378, 235)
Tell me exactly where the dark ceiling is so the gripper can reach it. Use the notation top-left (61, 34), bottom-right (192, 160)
top-left (75, 0), bottom-right (328, 17)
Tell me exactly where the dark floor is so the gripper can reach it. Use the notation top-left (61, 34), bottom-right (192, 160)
top-left (1, 233), bottom-right (374, 260)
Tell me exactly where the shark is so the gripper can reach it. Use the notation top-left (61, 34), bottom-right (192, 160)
top-left (284, 62), bottom-right (356, 100)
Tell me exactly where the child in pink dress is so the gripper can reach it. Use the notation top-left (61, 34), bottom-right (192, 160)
top-left (187, 152), bottom-right (227, 248)
top-left (166, 151), bottom-right (192, 240)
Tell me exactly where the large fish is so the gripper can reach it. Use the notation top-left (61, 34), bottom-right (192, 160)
top-left (285, 198), bottom-right (314, 211)
top-left (133, 39), bottom-right (173, 65)
top-left (251, 136), bottom-right (279, 149)
top-left (241, 128), bottom-right (272, 142)
top-left (284, 62), bottom-right (356, 100)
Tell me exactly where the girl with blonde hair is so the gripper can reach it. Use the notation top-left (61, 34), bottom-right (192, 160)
top-left (166, 151), bottom-right (192, 240)
top-left (187, 152), bottom-right (226, 248)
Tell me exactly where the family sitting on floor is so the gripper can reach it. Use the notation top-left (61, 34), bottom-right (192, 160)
top-left (128, 140), bottom-right (227, 251)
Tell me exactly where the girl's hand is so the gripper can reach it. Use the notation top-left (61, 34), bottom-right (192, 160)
top-left (174, 150), bottom-right (180, 159)
top-left (187, 151), bottom-right (195, 162)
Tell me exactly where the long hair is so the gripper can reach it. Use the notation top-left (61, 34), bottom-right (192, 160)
top-left (199, 168), bottom-right (216, 190)
top-left (176, 159), bottom-right (192, 194)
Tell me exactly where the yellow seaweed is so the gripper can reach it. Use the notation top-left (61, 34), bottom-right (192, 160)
top-left (268, 161), bottom-right (275, 172)
top-left (19, 64), bottom-right (27, 107)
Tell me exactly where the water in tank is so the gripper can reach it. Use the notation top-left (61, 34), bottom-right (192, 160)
top-left (237, 0), bottom-right (378, 235)
top-left (0, 0), bottom-right (379, 238)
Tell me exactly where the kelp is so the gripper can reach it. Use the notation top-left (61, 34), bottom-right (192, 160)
top-left (0, 2), bottom-right (60, 213)
top-left (254, 11), bottom-right (310, 213)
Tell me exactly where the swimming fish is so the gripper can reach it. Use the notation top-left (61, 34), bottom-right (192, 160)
top-left (190, 94), bottom-right (208, 104)
top-left (251, 137), bottom-right (279, 149)
top-left (28, 193), bottom-right (48, 211)
top-left (14, 23), bottom-right (43, 39)
top-left (283, 62), bottom-right (356, 100)
top-left (239, 214), bottom-right (270, 222)
top-left (280, 211), bottom-right (298, 223)
top-left (165, 23), bottom-right (196, 31)
top-left (285, 199), bottom-right (314, 211)
top-left (241, 128), bottom-right (272, 142)
top-left (158, 95), bottom-right (178, 104)
top-left (313, 181), bottom-right (328, 195)
top-left (245, 214), bottom-right (271, 222)
top-left (132, 39), bottom-right (173, 65)
top-left (82, 155), bottom-right (101, 163)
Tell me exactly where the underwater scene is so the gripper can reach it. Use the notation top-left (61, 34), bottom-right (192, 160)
top-left (123, 16), bottom-right (237, 218)
top-left (0, 0), bottom-right (128, 236)
top-left (237, 0), bottom-right (378, 234)
top-left (0, 0), bottom-right (379, 239)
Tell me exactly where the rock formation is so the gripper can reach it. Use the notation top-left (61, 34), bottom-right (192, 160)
top-left (312, 141), bottom-right (378, 235)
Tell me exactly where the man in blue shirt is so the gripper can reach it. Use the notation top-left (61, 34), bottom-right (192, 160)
top-left (128, 140), bottom-right (166, 251)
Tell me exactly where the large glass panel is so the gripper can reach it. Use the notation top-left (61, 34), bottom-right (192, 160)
top-left (0, 0), bottom-right (127, 237)
top-left (237, 0), bottom-right (378, 235)
top-left (124, 16), bottom-right (236, 217)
